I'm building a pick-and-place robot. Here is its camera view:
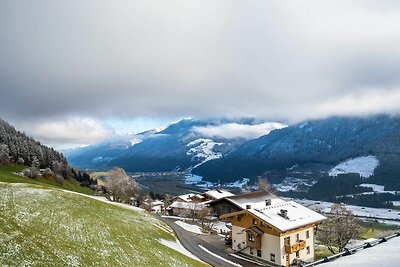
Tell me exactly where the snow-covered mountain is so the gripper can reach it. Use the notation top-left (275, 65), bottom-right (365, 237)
top-left (65, 118), bottom-right (286, 171)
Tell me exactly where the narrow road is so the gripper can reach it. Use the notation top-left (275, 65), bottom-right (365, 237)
top-left (158, 216), bottom-right (259, 267)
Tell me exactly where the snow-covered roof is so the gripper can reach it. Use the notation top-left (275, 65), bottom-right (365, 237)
top-left (152, 200), bottom-right (163, 206)
top-left (177, 193), bottom-right (195, 202)
top-left (248, 201), bottom-right (326, 232)
top-left (204, 189), bottom-right (234, 200)
top-left (321, 236), bottom-right (400, 267)
top-left (220, 191), bottom-right (326, 232)
top-left (168, 201), bottom-right (205, 211)
top-left (224, 191), bottom-right (285, 209)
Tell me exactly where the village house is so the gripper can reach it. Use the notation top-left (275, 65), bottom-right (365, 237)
top-left (220, 193), bottom-right (326, 266)
top-left (203, 188), bottom-right (235, 201)
top-left (167, 201), bottom-right (206, 216)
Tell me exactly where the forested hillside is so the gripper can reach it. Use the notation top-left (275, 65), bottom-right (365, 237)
top-left (0, 118), bottom-right (94, 187)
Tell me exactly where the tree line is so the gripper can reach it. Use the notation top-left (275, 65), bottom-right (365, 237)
top-left (0, 118), bottom-right (96, 187)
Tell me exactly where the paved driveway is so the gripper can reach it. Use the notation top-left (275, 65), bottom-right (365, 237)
top-left (158, 216), bottom-right (259, 267)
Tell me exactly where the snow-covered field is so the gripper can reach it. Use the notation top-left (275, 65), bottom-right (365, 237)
top-left (329, 155), bottom-right (379, 178)
top-left (358, 183), bottom-right (385, 192)
top-left (225, 178), bottom-right (249, 188)
top-left (175, 221), bottom-right (204, 234)
top-left (184, 173), bottom-right (203, 185)
top-left (289, 198), bottom-right (400, 222)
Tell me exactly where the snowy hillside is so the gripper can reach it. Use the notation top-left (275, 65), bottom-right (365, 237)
top-left (329, 155), bottom-right (379, 178)
top-left (186, 139), bottom-right (223, 168)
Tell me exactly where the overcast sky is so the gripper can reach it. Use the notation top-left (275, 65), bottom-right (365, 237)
top-left (1, 0), bottom-right (400, 148)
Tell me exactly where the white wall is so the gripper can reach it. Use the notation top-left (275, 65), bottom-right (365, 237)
top-left (279, 226), bottom-right (315, 265)
top-left (231, 225), bottom-right (246, 251)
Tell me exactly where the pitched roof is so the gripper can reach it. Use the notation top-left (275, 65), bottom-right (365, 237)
top-left (204, 189), bottom-right (235, 199)
top-left (168, 201), bottom-right (205, 211)
top-left (220, 191), bottom-right (326, 232)
top-left (248, 201), bottom-right (326, 232)
top-left (176, 193), bottom-right (195, 202)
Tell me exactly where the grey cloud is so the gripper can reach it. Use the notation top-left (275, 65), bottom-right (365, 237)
top-left (1, 0), bottom-right (400, 126)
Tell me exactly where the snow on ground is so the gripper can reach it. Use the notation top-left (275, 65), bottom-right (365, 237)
top-left (358, 183), bottom-right (385, 192)
top-left (184, 173), bottom-right (203, 185)
top-left (175, 221), bottom-right (204, 235)
top-left (321, 236), bottom-right (400, 267)
top-left (186, 138), bottom-right (223, 168)
top-left (392, 201), bottom-right (400, 207)
top-left (273, 177), bottom-right (317, 192)
top-left (212, 221), bottom-right (230, 234)
top-left (288, 198), bottom-right (400, 222)
top-left (198, 245), bottom-right (242, 267)
top-left (225, 178), bottom-right (249, 188)
top-left (329, 155), bottom-right (379, 178)
top-left (159, 239), bottom-right (203, 262)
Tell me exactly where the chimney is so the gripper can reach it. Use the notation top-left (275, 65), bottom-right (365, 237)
top-left (280, 209), bottom-right (288, 219)
top-left (265, 199), bottom-right (271, 206)
top-left (246, 204), bottom-right (252, 210)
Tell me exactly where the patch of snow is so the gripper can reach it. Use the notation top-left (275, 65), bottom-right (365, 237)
top-left (184, 173), bottom-right (203, 185)
top-left (198, 245), bottom-right (242, 267)
top-left (358, 183), bottom-right (385, 192)
top-left (321, 236), bottom-right (400, 267)
top-left (212, 221), bottom-right (230, 234)
top-left (197, 181), bottom-right (216, 188)
top-left (130, 138), bottom-right (143, 146)
top-left (225, 178), bottom-right (249, 188)
top-left (186, 138), bottom-right (223, 168)
top-left (273, 177), bottom-right (317, 192)
top-left (392, 201), bottom-right (400, 207)
top-left (159, 239), bottom-right (202, 262)
top-left (329, 155), bottom-right (379, 178)
top-left (175, 221), bottom-right (204, 235)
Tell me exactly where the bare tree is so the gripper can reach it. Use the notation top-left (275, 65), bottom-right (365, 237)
top-left (105, 168), bottom-right (138, 204)
top-left (199, 207), bottom-right (213, 230)
top-left (318, 204), bottom-right (362, 253)
top-left (257, 177), bottom-right (272, 192)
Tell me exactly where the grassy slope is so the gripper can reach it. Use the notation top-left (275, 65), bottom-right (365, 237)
top-left (0, 164), bottom-right (93, 195)
top-left (0, 182), bottom-right (206, 267)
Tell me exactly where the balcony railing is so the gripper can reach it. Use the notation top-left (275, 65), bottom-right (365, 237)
top-left (285, 240), bottom-right (306, 254)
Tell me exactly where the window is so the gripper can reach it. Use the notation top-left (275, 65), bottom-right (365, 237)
top-left (237, 216), bottom-right (241, 221)
top-left (257, 250), bottom-right (262, 257)
top-left (296, 251), bottom-right (300, 258)
top-left (307, 246), bottom-right (310, 254)
top-left (306, 230), bottom-right (310, 239)
top-left (270, 253), bottom-right (276, 262)
top-left (260, 221), bottom-right (265, 226)
top-left (253, 218), bottom-right (258, 225)
top-left (296, 233), bottom-right (300, 242)
top-left (248, 233), bottom-right (255, 242)
top-left (284, 237), bottom-right (290, 246)
top-left (250, 248), bottom-right (254, 255)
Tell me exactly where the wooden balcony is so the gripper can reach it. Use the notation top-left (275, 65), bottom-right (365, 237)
top-left (285, 240), bottom-right (306, 254)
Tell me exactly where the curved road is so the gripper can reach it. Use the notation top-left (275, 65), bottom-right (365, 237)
top-left (158, 216), bottom-right (259, 267)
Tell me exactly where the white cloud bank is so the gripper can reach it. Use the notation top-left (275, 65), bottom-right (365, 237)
top-left (26, 117), bottom-right (114, 149)
top-left (192, 122), bottom-right (287, 140)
